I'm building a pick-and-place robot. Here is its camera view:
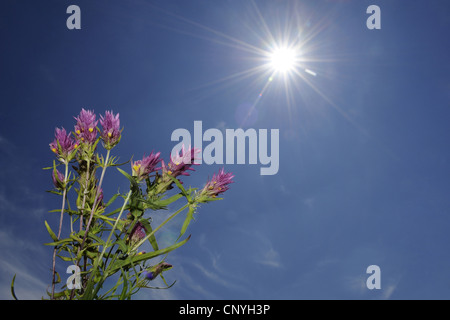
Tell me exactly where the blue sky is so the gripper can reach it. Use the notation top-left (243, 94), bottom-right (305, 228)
top-left (1, 0), bottom-right (450, 299)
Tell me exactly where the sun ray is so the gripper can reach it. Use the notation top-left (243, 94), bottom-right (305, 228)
top-left (136, 0), bottom-right (367, 137)
top-left (146, 1), bottom-right (268, 57)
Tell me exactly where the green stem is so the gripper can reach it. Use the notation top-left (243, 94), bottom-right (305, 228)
top-left (79, 159), bottom-right (91, 232)
top-left (89, 201), bottom-right (189, 299)
top-left (131, 203), bottom-right (189, 252)
top-left (79, 159), bottom-right (91, 283)
top-left (79, 149), bottom-right (110, 256)
top-left (101, 190), bottom-right (132, 261)
top-left (83, 190), bottom-right (132, 299)
top-left (70, 149), bottom-right (110, 300)
top-left (51, 161), bottom-right (69, 299)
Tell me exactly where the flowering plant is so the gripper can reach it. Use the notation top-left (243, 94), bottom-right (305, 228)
top-left (11, 109), bottom-right (233, 300)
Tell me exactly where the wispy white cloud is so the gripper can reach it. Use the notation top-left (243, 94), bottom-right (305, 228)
top-left (215, 121), bottom-right (228, 133)
top-left (190, 260), bottom-right (241, 291)
top-left (345, 274), bottom-right (367, 295)
top-left (0, 259), bottom-right (48, 300)
top-left (0, 229), bottom-right (50, 300)
top-left (344, 274), bottom-right (400, 300)
top-left (255, 247), bottom-right (281, 268)
top-left (303, 197), bottom-right (315, 209)
top-left (243, 228), bottom-right (283, 270)
top-left (343, 269), bottom-right (401, 300)
top-left (135, 253), bottom-right (217, 300)
top-left (186, 233), bottom-right (253, 295)
top-left (0, 186), bottom-right (46, 221)
top-left (381, 284), bottom-right (397, 300)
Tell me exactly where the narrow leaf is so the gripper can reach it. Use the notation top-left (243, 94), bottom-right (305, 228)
top-left (109, 235), bottom-right (191, 274)
top-left (160, 274), bottom-right (176, 289)
top-left (55, 271), bottom-right (61, 284)
top-left (119, 268), bottom-right (129, 300)
top-left (117, 167), bottom-right (139, 189)
top-left (11, 274), bottom-right (18, 300)
top-left (167, 175), bottom-right (189, 200)
top-left (179, 205), bottom-right (196, 240)
top-left (45, 220), bottom-right (59, 241)
top-left (115, 239), bottom-right (128, 253)
top-left (139, 219), bottom-right (158, 251)
top-left (44, 238), bottom-right (73, 246)
top-left (157, 193), bottom-right (183, 207)
top-left (105, 193), bottom-right (120, 207)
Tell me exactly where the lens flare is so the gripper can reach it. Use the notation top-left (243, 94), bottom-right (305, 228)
top-left (269, 47), bottom-right (297, 72)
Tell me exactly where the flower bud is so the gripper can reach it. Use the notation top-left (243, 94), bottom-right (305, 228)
top-left (51, 169), bottom-right (65, 190)
top-left (143, 262), bottom-right (173, 281)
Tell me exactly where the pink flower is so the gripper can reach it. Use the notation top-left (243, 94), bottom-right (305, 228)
top-left (100, 110), bottom-right (121, 149)
top-left (132, 152), bottom-right (162, 182)
top-left (74, 108), bottom-right (98, 145)
top-left (200, 168), bottom-right (234, 199)
top-left (49, 127), bottom-right (78, 161)
top-left (162, 145), bottom-right (201, 178)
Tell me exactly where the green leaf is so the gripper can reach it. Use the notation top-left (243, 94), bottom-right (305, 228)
top-left (69, 232), bottom-right (83, 243)
top-left (157, 193), bottom-right (183, 207)
top-left (81, 269), bottom-right (103, 300)
top-left (116, 166), bottom-right (132, 181)
top-left (141, 279), bottom-right (177, 290)
top-left (139, 219), bottom-right (158, 251)
top-left (55, 271), bottom-right (61, 284)
top-left (86, 250), bottom-right (100, 260)
top-left (56, 254), bottom-right (75, 262)
top-left (179, 205), bottom-right (196, 240)
top-left (11, 274), bottom-right (18, 300)
top-left (167, 175), bottom-right (190, 201)
top-left (105, 205), bottom-right (130, 217)
top-left (52, 161), bottom-right (65, 189)
top-left (45, 288), bottom-right (70, 299)
top-left (107, 159), bottom-right (130, 167)
top-left (104, 193), bottom-right (120, 208)
top-left (55, 290), bottom-right (71, 299)
top-left (117, 167), bottom-right (139, 190)
top-left (45, 220), bottom-right (59, 242)
top-left (108, 235), bottom-right (191, 275)
top-left (96, 153), bottom-right (105, 167)
top-left (160, 274), bottom-right (177, 289)
top-left (44, 237), bottom-right (73, 246)
top-left (93, 213), bottom-right (117, 223)
top-left (143, 197), bottom-right (168, 211)
top-left (115, 239), bottom-right (128, 253)
top-left (88, 233), bottom-right (105, 246)
top-left (91, 137), bottom-right (101, 153)
top-left (46, 190), bottom-right (63, 196)
top-left (119, 268), bottom-right (129, 300)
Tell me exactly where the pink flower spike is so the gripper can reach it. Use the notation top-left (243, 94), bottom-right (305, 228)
top-left (100, 110), bottom-right (121, 149)
top-left (74, 108), bottom-right (98, 145)
top-left (165, 145), bottom-right (201, 178)
top-left (49, 127), bottom-right (77, 161)
top-left (131, 151), bottom-right (162, 182)
top-left (201, 168), bottom-right (234, 198)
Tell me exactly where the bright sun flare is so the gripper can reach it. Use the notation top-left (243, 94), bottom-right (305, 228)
top-left (269, 47), bottom-right (297, 72)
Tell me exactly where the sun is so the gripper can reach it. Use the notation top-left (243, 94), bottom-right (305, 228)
top-left (269, 47), bottom-right (298, 73)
